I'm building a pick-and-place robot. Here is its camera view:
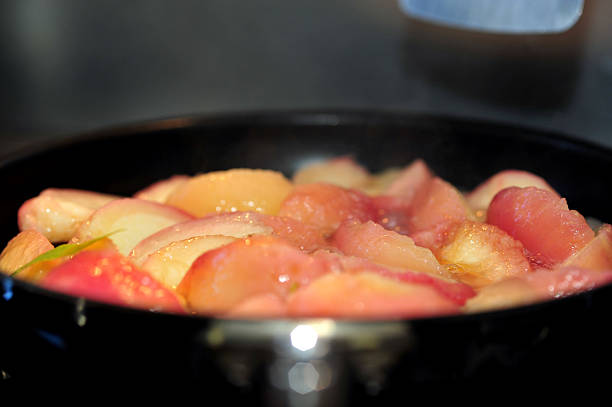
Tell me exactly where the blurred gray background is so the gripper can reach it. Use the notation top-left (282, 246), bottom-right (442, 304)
top-left (1, 0), bottom-right (612, 155)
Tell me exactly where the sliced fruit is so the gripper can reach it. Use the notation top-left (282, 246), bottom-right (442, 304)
top-left (129, 212), bottom-right (274, 266)
top-left (278, 183), bottom-right (376, 236)
top-left (466, 169), bottom-right (558, 212)
top-left (311, 250), bottom-right (475, 305)
top-left (225, 293), bottom-right (287, 318)
top-left (562, 224), bottom-right (612, 271)
top-left (40, 249), bottom-right (185, 313)
top-left (72, 198), bottom-right (194, 256)
top-left (166, 168), bottom-right (293, 217)
top-left (487, 187), bottom-right (594, 267)
top-left (384, 159), bottom-right (433, 200)
top-left (463, 278), bottom-right (540, 313)
top-left (286, 271), bottom-right (460, 319)
top-left (0, 230), bottom-right (55, 281)
top-left (407, 177), bottom-right (475, 251)
top-left (464, 266), bottom-right (612, 313)
top-left (292, 156), bottom-right (371, 189)
top-left (133, 175), bottom-right (190, 203)
top-left (18, 188), bottom-right (120, 243)
top-left (177, 235), bottom-right (330, 315)
top-left (330, 220), bottom-right (450, 279)
top-left (437, 221), bottom-right (531, 287)
top-left (141, 235), bottom-right (236, 289)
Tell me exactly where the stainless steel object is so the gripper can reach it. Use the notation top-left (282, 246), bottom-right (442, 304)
top-left (398, 0), bottom-right (584, 34)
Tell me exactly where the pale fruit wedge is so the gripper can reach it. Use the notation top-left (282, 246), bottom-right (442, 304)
top-left (72, 198), bottom-right (194, 256)
top-left (562, 224), bottom-right (612, 271)
top-left (438, 221), bottom-right (531, 287)
top-left (0, 230), bottom-right (54, 281)
top-left (133, 175), bottom-right (190, 203)
top-left (293, 156), bottom-right (371, 189)
top-left (18, 188), bottom-right (120, 243)
top-left (166, 168), bottom-right (293, 217)
top-left (141, 235), bottom-right (236, 289)
top-left (129, 212), bottom-right (273, 266)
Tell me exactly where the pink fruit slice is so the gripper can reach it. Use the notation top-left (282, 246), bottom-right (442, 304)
top-left (466, 169), bottom-right (558, 212)
top-left (331, 220), bottom-right (449, 279)
top-left (0, 230), bottom-right (54, 281)
top-left (286, 271), bottom-right (460, 319)
top-left (72, 198), bottom-right (194, 256)
top-left (384, 159), bottom-right (433, 200)
top-left (311, 250), bottom-right (475, 305)
top-left (133, 175), bottom-right (190, 203)
top-left (129, 212), bottom-right (274, 266)
top-left (487, 187), bottom-right (594, 267)
top-left (406, 177), bottom-right (475, 251)
top-left (40, 249), bottom-right (185, 313)
top-left (177, 235), bottom-right (330, 315)
top-left (225, 293), bottom-right (287, 318)
top-left (278, 183), bottom-right (376, 236)
top-left (292, 156), bottom-right (371, 189)
top-left (464, 266), bottom-right (612, 313)
top-left (18, 188), bottom-right (120, 243)
top-left (437, 221), bottom-right (531, 287)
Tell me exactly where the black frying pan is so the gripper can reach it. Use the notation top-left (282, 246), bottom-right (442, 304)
top-left (0, 111), bottom-right (610, 401)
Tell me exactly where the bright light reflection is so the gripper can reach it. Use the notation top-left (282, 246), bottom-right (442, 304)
top-left (290, 324), bottom-right (318, 351)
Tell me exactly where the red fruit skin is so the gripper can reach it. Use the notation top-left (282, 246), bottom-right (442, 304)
top-left (278, 183), bottom-right (377, 236)
top-left (487, 187), bottom-right (595, 267)
top-left (177, 235), bottom-right (331, 315)
top-left (40, 250), bottom-right (185, 313)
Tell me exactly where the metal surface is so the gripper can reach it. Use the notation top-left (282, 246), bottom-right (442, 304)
top-left (399, 0), bottom-right (583, 33)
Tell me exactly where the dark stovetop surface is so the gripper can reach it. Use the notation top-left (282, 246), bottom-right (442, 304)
top-left (1, 0), bottom-right (612, 154)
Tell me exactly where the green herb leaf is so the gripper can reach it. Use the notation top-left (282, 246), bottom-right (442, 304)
top-left (10, 230), bottom-right (123, 277)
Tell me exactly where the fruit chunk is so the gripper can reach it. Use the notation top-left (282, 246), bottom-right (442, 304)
top-left (466, 170), bottom-right (558, 212)
top-left (293, 156), bottom-right (371, 189)
top-left (465, 266), bottom-right (612, 313)
top-left (286, 272), bottom-right (460, 319)
top-left (311, 250), bottom-right (475, 305)
top-left (72, 198), bottom-right (194, 256)
top-left (0, 230), bottom-right (55, 281)
top-left (331, 220), bottom-right (450, 279)
top-left (487, 187), bottom-right (594, 267)
top-left (278, 183), bottom-right (376, 235)
top-left (384, 159), bottom-right (433, 200)
top-left (166, 169), bottom-right (293, 217)
top-left (40, 249), bottom-right (185, 313)
top-left (129, 212), bottom-right (273, 266)
top-left (177, 235), bottom-right (330, 315)
top-left (437, 221), bottom-right (531, 287)
top-left (562, 224), bottom-right (612, 271)
top-left (225, 293), bottom-right (287, 318)
top-left (133, 175), bottom-right (190, 203)
top-left (407, 177), bottom-right (475, 250)
top-left (141, 235), bottom-right (236, 289)
top-left (18, 189), bottom-right (120, 243)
